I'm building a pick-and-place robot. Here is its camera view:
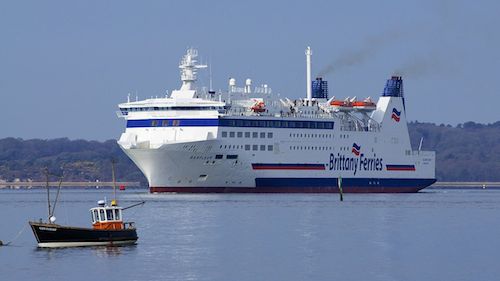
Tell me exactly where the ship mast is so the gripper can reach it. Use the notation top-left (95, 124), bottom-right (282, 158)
top-left (179, 48), bottom-right (207, 91)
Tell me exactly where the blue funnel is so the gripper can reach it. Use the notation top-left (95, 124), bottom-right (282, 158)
top-left (382, 76), bottom-right (404, 97)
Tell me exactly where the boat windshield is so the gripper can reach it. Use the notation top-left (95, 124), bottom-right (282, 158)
top-left (106, 209), bottom-right (114, 221)
top-left (114, 209), bottom-right (121, 220)
top-left (99, 209), bottom-right (105, 221)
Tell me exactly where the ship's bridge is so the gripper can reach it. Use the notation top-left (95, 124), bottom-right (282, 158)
top-left (117, 97), bottom-right (226, 118)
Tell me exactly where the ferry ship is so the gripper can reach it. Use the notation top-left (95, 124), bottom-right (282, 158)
top-left (116, 47), bottom-right (436, 193)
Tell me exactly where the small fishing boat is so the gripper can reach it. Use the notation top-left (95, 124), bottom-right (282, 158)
top-left (29, 162), bottom-right (144, 248)
top-left (29, 200), bottom-right (138, 248)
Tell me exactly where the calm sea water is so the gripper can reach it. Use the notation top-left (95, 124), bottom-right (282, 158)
top-left (1, 188), bottom-right (499, 281)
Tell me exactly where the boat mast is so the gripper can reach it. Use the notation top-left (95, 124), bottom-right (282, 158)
top-left (111, 159), bottom-right (117, 203)
top-left (44, 167), bottom-right (51, 221)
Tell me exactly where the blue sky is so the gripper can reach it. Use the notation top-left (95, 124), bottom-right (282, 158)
top-left (1, 0), bottom-right (499, 140)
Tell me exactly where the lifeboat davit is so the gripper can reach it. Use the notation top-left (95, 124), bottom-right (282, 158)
top-left (352, 98), bottom-right (376, 111)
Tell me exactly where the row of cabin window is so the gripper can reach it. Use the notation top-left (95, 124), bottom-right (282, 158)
top-left (220, 119), bottom-right (334, 129)
top-left (219, 144), bottom-right (274, 151)
top-left (221, 131), bottom-right (273, 139)
top-left (91, 209), bottom-right (121, 223)
top-left (151, 120), bottom-right (180, 127)
top-left (124, 106), bottom-right (221, 112)
top-left (290, 146), bottom-right (333, 151)
top-left (290, 133), bottom-right (333, 138)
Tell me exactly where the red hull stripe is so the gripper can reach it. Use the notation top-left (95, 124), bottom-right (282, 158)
top-left (386, 165), bottom-right (416, 171)
top-left (252, 163), bottom-right (326, 170)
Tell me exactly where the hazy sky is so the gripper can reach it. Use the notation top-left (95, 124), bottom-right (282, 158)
top-left (1, 0), bottom-right (499, 140)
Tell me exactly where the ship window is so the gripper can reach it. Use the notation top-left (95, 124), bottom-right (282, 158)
top-left (260, 145), bottom-right (265, 151)
top-left (252, 145), bottom-right (258, 151)
top-left (99, 209), bottom-right (105, 221)
top-left (229, 132), bottom-right (235, 138)
top-left (260, 132), bottom-right (265, 138)
top-left (245, 132), bottom-right (250, 138)
top-left (227, 155), bottom-right (238, 159)
top-left (106, 209), bottom-right (114, 221)
top-left (237, 132), bottom-right (243, 138)
top-left (162, 120), bottom-right (169, 126)
top-left (245, 145), bottom-right (250, 151)
top-left (267, 132), bottom-right (273, 138)
top-left (151, 120), bottom-right (158, 127)
top-left (114, 209), bottom-right (121, 220)
top-left (92, 210), bottom-right (98, 222)
top-left (222, 132), bottom-right (227, 138)
top-left (268, 145), bottom-right (273, 151)
top-left (252, 132), bottom-right (258, 138)
top-left (215, 154), bottom-right (223, 159)
top-left (91, 211), bottom-right (96, 223)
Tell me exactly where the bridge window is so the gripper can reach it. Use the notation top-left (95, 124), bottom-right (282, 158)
top-left (222, 132), bottom-right (227, 138)
top-left (237, 132), bottom-right (243, 138)
top-left (245, 145), bottom-right (250, 151)
top-left (252, 145), bottom-right (258, 151)
top-left (252, 132), bottom-right (258, 138)
top-left (114, 210), bottom-right (121, 220)
top-left (99, 209), bottom-right (105, 221)
top-left (260, 132), bottom-right (265, 138)
top-left (245, 132), bottom-right (250, 138)
top-left (268, 145), bottom-right (273, 151)
top-left (267, 132), bottom-right (273, 138)
top-left (106, 209), bottom-right (114, 221)
top-left (229, 132), bottom-right (235, 138)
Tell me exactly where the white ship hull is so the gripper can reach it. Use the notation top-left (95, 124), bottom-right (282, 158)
top-left (116, 48), bottom-right (436, 193)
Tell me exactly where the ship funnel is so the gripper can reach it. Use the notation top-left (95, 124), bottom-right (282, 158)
top-left (382, 75), bottom-right (405, 110)
top-left (382, 76), bottom-right (404, 97)
top-left (312, 77), bottom-right (328, 99)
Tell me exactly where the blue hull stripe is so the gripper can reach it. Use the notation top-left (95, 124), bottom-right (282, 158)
top-left (127, 118), bottom-right (334, 130)
top-left (255, 177), bottom-right (435, 189)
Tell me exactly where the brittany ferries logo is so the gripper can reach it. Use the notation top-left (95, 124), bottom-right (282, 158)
top-left (351, 143), bottom-right (361, 156)
top-left (391, 108), bottom-right (401, 122)
top-left (329, 143), bottom-right (383, 175)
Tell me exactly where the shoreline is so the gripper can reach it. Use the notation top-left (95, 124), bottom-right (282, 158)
top-left (1, 181), bottom-right (499, 190)
top-left (0, 181), bottom-right (141, 188)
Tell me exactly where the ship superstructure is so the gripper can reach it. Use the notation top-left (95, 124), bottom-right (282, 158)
top-left (117, 48), bottom-right (435, 193)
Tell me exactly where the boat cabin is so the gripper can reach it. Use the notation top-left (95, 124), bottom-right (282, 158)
top-left (90, 200), bottom-right (124, 230)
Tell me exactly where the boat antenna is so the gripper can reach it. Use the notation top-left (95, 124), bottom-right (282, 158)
top-left (44, 167), bottom-right (51, 221)
top-left (49, 169), bottom-right (64, 219)
top-left (111, 158), bottom-right (117, 204)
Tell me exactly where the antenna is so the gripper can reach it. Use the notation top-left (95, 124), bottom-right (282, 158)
top-left (111, 159), bottom-right (117, 203)
top-left (44, 167), bottom-right (51, 221)
top-left (209, 58), bottom-right (213, 91)
top-left (418, 137), bottom-right (424, 152)
top-left (305, 46), bottom-right (313, 103)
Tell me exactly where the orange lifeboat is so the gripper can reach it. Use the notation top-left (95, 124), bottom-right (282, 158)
top-left (251, 100), bottom-right (266, 113)
top-left (330, 99), bottom-right (353, 111)
top-left (352, 98), bottom-right (376, 111)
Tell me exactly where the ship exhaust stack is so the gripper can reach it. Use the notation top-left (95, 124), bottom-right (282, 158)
top-left (312, 77), bottom-right (328, 99)
top-left (305, 46), bottom-right (312, 102)
top-left (383, 75), bottom-right (405, 110)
